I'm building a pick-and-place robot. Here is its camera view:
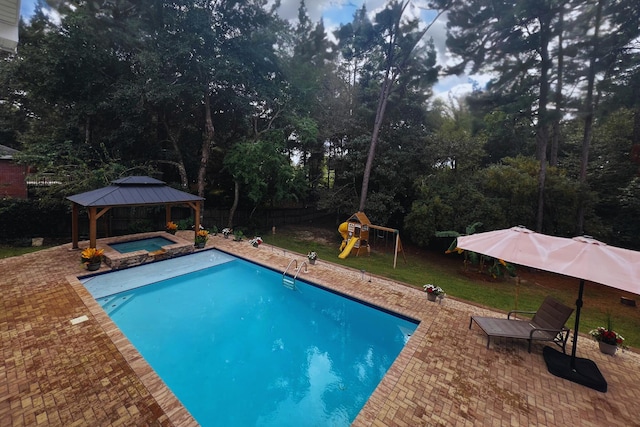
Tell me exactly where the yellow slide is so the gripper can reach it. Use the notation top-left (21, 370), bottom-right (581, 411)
top-left (338, 237), bottom-right (358, 259)
top-left (338, 221), bottom-right (349, 251)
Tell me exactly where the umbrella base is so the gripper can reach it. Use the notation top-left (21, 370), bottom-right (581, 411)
top-left (542, 346), bottom-right (607, 392)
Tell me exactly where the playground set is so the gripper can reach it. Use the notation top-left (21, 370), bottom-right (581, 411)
top-left (338, 211), bottom-right (405, 268)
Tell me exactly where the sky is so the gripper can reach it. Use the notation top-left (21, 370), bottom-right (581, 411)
top-left (18, 0), bottom-right (488, 101)
top-left (20, 0), bottom-right (36, 19)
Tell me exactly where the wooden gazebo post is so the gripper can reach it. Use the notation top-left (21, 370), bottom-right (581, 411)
top-left (88, 207), bottom-right (97, 249)
top-left (166, 205), bottom-right (172, 226)
top-left (71, 203), bottom-right (79, 249)
top-left (189, 201), bottom-right (202, 241)
top-left (89, 207), bottom-right (111, 249)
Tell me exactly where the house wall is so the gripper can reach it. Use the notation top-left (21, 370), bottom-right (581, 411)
top-left (0, 159), bottom-right (27, 198)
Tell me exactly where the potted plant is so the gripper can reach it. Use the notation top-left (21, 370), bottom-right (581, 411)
top-left (589, 317), bottom-right (626, 355)
top-left (233, 230), bottom-right (244, 241)
top-left (249, 237), bottom-right (263, 247)
top-left (222, 228), bottom-right (232, 239)
top-left (195, 230), bottom-right (209, 248)
top-left (307, 251), bottom-right (318, 265)
top-left (423, 284), bottom-right (445, 302)
top-left (211, 225), bottom-right (218, 236)
top-left (81, 247), bottom-right (104, 271)
top-left (166, 221), bottom-right (178, 235)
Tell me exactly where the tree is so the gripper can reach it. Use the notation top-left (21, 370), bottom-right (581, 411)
top-left (5, 2), bottom-right (146, 199)
top-left (571, 0), bottom-right (640, 234)
top-left (574, 0), bottom-right (603, 235)
top-left (282, 1), bottom-right (337, 197)
top-left (353, 0), bottom-right (440, 212)
top-left (438, 0), bottom-right (564, 231)
top-left (223, 135), bottom-right (305, 228)
top-left (427, 97), bottom-right (486, 172)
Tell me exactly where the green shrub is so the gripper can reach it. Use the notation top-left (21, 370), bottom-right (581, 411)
top-left (0, 199), bottom-right (69, 239)
top-left (127, 219), bottom-right (154, 233)
top-left (177, 218), bottom-right (194, 230)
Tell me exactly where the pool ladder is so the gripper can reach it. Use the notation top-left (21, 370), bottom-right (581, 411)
top-left (282, 259), bottom-right (307, 290)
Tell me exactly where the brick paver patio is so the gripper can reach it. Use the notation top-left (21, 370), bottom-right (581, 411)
top-left (1, 231), bottom-right (639, 426)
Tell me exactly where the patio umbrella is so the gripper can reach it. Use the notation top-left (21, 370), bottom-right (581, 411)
top-left (457, 226), bottom-right (640, 392)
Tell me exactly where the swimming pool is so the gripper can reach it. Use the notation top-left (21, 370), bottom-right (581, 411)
top-left (109, 236), bottom-right (175, 253)
top-left (87, 251), bottom-right (417, 426)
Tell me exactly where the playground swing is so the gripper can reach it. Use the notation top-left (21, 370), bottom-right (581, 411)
top-left (371, 228), bottom-right (393, 254)
top-left (337, 211), bottom-right (406, 268)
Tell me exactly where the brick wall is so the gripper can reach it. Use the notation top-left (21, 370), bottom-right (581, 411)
top-left (0, 160), bottom-right (27, 199)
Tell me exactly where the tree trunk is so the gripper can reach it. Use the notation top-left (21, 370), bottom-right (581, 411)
top-left (157, 160), bottom-right (188, 188)
top-left (358, 71), bottom-right (394, 212)
top-left (535, 15), bottom-right (553, 233)
top-left (550, 7), bottom-right (564, 167)
top-left (227, 179), bottom-right (240, 229)
top-left (161, 114), bottom-right (189, 188)
top-left (356, 0), bottom-right (439, 213)
top-left (198, 90), bottom-right (215, 198)
top-left (85, 116), bottom-right (91, 145)
top-left (576, 0), bottom-right (603, 235)
top-left (634, 108), bottom-right (640, 147)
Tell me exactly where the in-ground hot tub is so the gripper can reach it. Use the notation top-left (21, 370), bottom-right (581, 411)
top-left (109, 236), bottom-right (176, 254)
top-left (99, 232), bottom-right (195, 270)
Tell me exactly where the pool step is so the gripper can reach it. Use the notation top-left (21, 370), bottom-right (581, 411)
top-left (99, 294), bottom-right (134, 315)
top-left (283, 276), bottom-right (295, 290)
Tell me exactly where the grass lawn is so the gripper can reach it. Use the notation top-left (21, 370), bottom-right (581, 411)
top-left (264, 225), bottom-right (640, 350)
top-left (0, 244), bottom-right (54, 259)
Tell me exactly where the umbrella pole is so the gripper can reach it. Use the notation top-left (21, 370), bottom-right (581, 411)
top-left (570, 279), bottom-right (585, 370)
top-left (543, 277), bottom-right (607, 392)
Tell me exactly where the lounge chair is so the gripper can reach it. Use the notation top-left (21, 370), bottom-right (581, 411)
top-left (469, 296), bottom-right (574, 353)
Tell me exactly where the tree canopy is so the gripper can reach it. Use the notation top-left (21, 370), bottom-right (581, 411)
top-left (2, 0), bottom-right (640, 249)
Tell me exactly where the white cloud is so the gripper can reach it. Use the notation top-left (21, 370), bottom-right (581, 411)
top-left (270, 0), bottom-right (387, 24)
top-left (432, 73), bottom-right (494, 101)
top-left (425, 11), bottom-right (448, 63)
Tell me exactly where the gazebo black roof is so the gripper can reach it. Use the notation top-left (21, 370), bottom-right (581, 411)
top-left (67, 176), bottom-right (204, 207)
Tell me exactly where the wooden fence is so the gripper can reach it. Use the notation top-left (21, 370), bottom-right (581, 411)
top-left (75, 206), bottom-right (332, 238)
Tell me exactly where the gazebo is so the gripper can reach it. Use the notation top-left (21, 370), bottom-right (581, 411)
top-left (67, 176), bottom-right (205, 249)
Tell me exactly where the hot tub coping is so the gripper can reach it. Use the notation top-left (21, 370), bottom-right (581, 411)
top-left (98, 231), bottom-right (195, 269)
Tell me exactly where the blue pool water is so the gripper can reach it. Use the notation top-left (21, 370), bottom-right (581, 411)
top-left (93, 252), bottom-right (417, 426)
top-left (109, 236), bottom-right (175, 253)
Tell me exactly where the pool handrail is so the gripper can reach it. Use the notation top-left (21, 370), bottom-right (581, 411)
top-left (283, 259), bottom-right (307, 290)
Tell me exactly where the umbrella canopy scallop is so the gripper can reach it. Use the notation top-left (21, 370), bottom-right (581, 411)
top-left (456, 226), bottom-right (640, 295)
